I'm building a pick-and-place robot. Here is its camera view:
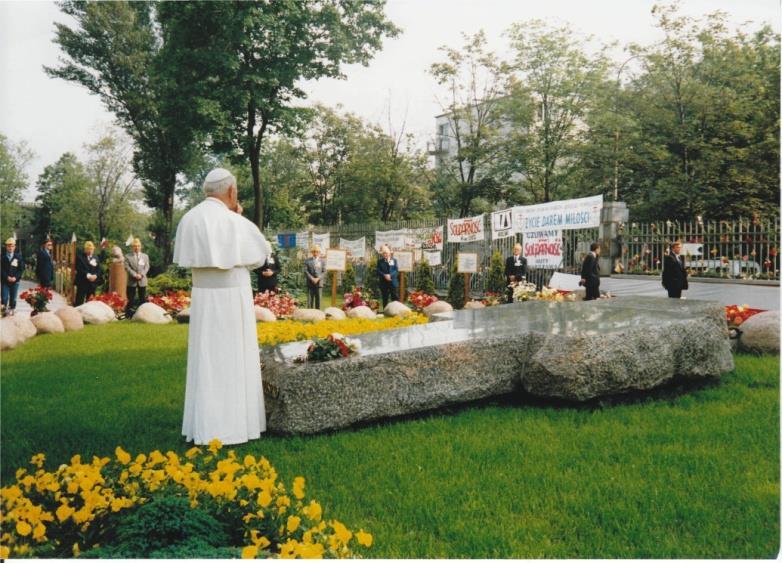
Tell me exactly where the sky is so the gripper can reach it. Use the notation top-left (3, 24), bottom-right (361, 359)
top-left (1, 0), bottom-right (779, 202)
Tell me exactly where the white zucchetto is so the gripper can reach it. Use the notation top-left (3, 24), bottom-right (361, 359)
top-left (204, 168), bottom-right (233, 184)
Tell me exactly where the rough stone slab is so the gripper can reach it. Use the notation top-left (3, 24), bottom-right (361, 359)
top-left (739, 311), bottom-right (780, 354)
top-left (262, 296), bottom-right (734, 434)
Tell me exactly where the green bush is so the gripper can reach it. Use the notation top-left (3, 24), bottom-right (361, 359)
top-left (487, 250), bottom-right (506, 296)
top-left (446, 262), bottom-right (466, 309)
top-left (147, 266), bottom-right (191, 295)
top-left (82, 496), bottom-right (230, 558)
top-left (340, 261), bottom-right (357, 294)
top-left (414, 259), bottom-right (435, 294)
top-left (364, 254), bottom-right (380, 301)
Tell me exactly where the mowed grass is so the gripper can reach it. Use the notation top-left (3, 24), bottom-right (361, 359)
top-left (1, 323), bottom-right (779, 558)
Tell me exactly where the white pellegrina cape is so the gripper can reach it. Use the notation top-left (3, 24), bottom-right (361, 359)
top-left (173, 197), bottom-right (270, 445)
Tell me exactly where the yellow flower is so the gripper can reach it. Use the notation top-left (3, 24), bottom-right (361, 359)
top-left (250, 532), bottom-right (270, 549)
top-left (115, 447), bottom-right (131, 465)
top-left (287, 515), bottom-right (301, 533)
top-left (241, 545), bottom-right (259, 559)
top-left (0, 545), bottom-right (10, 559)
top-left (56, 503), bottom-right (74, 522)
top-left (276, 495), bottom-right (291, 508)
top-left (16, 520), bottom-right (32, 536)
top-left (296, 542), bottom-right (325, 558)
top-left (302, 500), bottom-right (322, 522)
top-left (185, 447), bottom-right (202, 459)
top-left (331, 520), bottom-right (352, 545)
top-left (243, 454), bottom-right (256, 467)
top-left (292, 477), bottom-right (305, 500)
top-left (355, 529), bottom-right (373, 547)
top-left (207, 439), bottom-right (223, 454)
top-left (73, 543), bottom-right (81, 557)
top-left (279, 539), bottom-right (299, 559)
top-left (30, 453), bottom-right (45, 468)
top-left (32, 523), bottom-right (46, 541)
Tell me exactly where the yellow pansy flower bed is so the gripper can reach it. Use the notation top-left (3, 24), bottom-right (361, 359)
top-left (257, 314), bottom-right (428, 347)
top-left (0, 441), bottom-right (372, 559)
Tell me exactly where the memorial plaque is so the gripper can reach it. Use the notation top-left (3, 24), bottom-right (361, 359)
top-left (457, 252), bottom-right (478, 273)
top-left (395, 251), bottom-right (414, 272)
top-left (325, 249), bottom-right (347, 272)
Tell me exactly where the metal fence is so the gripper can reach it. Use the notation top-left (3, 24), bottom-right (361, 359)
top-left (269, 217), bottom-right (600, 296)
top-left (618, 216), bottom-right (780, 281)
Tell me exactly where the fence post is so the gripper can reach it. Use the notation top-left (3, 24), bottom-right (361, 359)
top-left (599, 201), bottom-right (629, 276)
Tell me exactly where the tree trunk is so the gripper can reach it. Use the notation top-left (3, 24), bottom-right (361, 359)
top-left (160, 172), bottom-right (175, 265)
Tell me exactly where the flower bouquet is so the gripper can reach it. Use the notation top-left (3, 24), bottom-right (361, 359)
top-left (89, 292), bottom-right (127, 318)
top-left (342, 287), bottom-right (379, 312)
top-left (301, 333), bottom-right (361, 363)
top-left (407, 290), bottom-right (438, 312)
top-left (725, 304), bottom-right (764, 327)
top-left (147, 290), bottom-right (190, 315)
top-left (19, 286), bottom-right (53, 315)
top-left (254, 290), bottom-right (297, 318)
top-left (511, 281), bottom-right (538, 302)
top-left (480, 291), bottom-right (503, 307)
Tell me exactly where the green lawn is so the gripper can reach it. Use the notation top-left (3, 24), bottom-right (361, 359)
top-left (1, 323), bottom-right (779, 558)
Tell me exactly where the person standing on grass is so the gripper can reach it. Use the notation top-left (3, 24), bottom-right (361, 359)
top-left (304, 245), bottom-right (325, 309)
top-left (173, 167), bottom-right (271, 446)
top-left (35, 239), bottom-right (55, 288)
top-left (124, 238), bottom-right (150, 317)
top-left (580, 242), bottom-right (601, 301)
top-left (376, 244), bottom-right (399, 307)
top-left (662, 240), bottom-right (689, 299)
top-left (1, 238), bottom-right (24, 315)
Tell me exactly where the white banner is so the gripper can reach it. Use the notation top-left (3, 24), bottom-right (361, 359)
top-left (491, 209), bottom-right (514, 240)
top-left (407, 226), bottom-right (444, 251)
top-left (312, 232), bottom-right (330, 250)
top-left (513, 195), bottom-right (603, 234)
top-left (375, 228), bottom-right (407, 251)
top-left (296, 231), bottom-right (310, 249)
top-left (447, 214), bottom-right (485, 243)
top-left (339, 237), bottom-right (366, 259)
top-left (523, 229), bottom-right (563, 268)
top-left (422, 250), bottom-right (441, 266)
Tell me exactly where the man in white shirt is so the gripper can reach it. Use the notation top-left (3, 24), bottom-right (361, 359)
top-left (173, 167), bottom-right (271, 445)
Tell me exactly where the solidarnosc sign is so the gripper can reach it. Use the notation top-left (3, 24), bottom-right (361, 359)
top-left (448, 214), bottom-right (485, 243)
top-left (524, 229), bottom-right (563, 268)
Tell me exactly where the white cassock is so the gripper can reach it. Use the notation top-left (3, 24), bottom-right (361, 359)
top-left (173, 197), bottom-right (270, 445)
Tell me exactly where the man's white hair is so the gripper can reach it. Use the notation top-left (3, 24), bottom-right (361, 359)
top-left (203, 167), bottom-right (236, 196)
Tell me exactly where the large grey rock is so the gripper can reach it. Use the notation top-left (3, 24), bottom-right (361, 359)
top-left (292, 308), bottom-right (326, 322)
top-left (132, 302), bottom-right (173, 324)
top-left (346, 305), bottom-right (375, 319)
top-left (1, 317), bottom-right (19, 351)
top-left (76, 301), bottom-right (116, 324)
top-left (423, 300), bottom-right (453, 317)
top-left (31, 312), bottom-right (65, 335)
top-left (255, 306), bottom-right (276, 322)
top-left (739, 311), bottom-right (780, 354)
top-left (262, 296), bottom-right (734, 434)
top-left (12, 314), bottom-right (38, 342)
top-left (323, 307), bottom-right (346, 321)
top-left (55, 306), bottom-right (84, 332)
top-left (383, 301), bottom-right (413, 318)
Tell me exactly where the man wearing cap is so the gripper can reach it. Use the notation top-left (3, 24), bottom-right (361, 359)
top-left (1, 238), bottom-right (24, 314)
top-left (35, 239), bottom-right (55, 288)
top-left (173, 167), bottom-right (271, 446)
top-left (75, 241), bottom-right (104, 305)
top-left (124, 238), bottom-right (150, 316)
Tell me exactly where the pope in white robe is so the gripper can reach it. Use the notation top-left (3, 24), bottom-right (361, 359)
top-left (173, 168), bottom-right (270, 445)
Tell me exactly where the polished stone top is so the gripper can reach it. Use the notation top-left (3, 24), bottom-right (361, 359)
top-left (272, 296), bottom-right (723, 363)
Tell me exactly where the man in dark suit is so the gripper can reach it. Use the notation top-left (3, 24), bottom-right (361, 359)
top-left (75, 241), bottom-right (104, 306)
top-left (580, 242), bottom-right (601, 301)
top-left (662, 240), bottom-right (689, 298)
top-left (504, 242), bottom-right (528, 302)
top-left (1, 238), bottom-right (24, 314)
top-left (35, 239), bottom-right (55, 288)
top-left (376, 244), bottom-right (399, 307)
top-left (255, 252), bottom-right (280, 294)
top-left (303, 245), bottom-right (325, 309)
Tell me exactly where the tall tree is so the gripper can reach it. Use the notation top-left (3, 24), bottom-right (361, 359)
top-left (34, 153), bottom-right (94, 242)
top-left (429, 31), bottom-right (513, 217)
top-left (156, 0), bottom-right (400, 229)
top-left (505, 20), bottom-right (611, 203)
top-left (46, 1), bottom-right (202, 263)
top-left (0, 134), bottom-right (34, 237)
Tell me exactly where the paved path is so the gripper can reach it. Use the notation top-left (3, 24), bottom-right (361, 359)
top-left (12, 280), bottom-right (69, 316)
top-left (602, 277), bottom-right (779, 311)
